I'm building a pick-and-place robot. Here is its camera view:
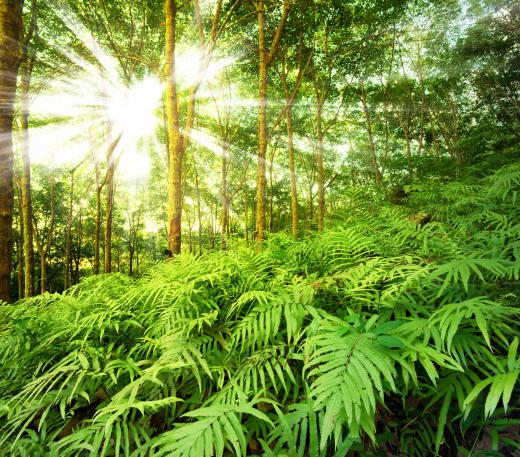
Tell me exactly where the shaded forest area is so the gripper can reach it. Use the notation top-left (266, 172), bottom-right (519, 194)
top-left (0, 0), bottom-right (519, 456)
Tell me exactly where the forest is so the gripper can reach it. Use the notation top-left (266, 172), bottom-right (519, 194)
top-left (0, 0), bottom-right (519, 455)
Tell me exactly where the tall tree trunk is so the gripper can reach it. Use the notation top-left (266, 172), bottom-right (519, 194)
top-left (20, 60), bottom-right (35, 297)
top-left (129, 245), bottom-right (134, 276)
top-left (39, 252), bottom-right (46, 294)
top-left (220, 145), bottom-right (229, 249)
top-left (268, 149), bottom-right (274, 232)
top-left (244, 189), bottom-right (249, 242)
top-left (37, 174), bottom-right (55, 295)
top-left (164, 0), bottom-right (225, 254)
top-left (17, 238), bottom-right (23, 299)
top-left (255, 0), bottom-right (290, 243)
top-left (64, 170), bottom-right (74, 289)
top-left (313, 73), bottom-right (326, 231)
top-left (308, 180), bottom-right (314, 222)
top-left (278, 29), bottom-right (307, 237)
top-left (360, 81), bottom-right (382, 187)
top-left (104, 158), bottom-right (114, 273)
top-left (0, 0), bottom-right (23, 302)
top-left (286, 105), bottom-right (299, 237)
top-left (164, 0), bottom-right (184, 255)
top-left (194, 167), bottom-right (202, 256)
top-left (16, 188), bottom-right (23, 299)
top-left (73, 207), bottom-right (82, 284)
top-left (315, 99), bottom-right (325, 232)
top-left (104, 134), bottom-right (120, 273)
top-left (255, 0), bottom-right (268, 243)
top-left (94, 184), bottom-right (101, 274)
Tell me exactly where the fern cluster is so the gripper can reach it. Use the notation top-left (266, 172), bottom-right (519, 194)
top-left (0, 164), bottom-right (519, 456)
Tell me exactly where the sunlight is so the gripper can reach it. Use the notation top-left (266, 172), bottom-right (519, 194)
top-left (176, 48), bottom-right (237, 87)
top-left (189, 128), bottom-right (226, 157)
top-left (107, 75), bottom-right (162, 147)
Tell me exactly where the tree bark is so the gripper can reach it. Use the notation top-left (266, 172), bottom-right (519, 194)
top-left (194, 167), bottom-right (202, 256)
top-left (73, 207), bottom-right (83, 284)
top-left (314, 78), bottom-right (326, 231)
top-left (20, 61), bottom-right (35, 297)
top-left (163, 0), bottom-right (227, 254)
top-left (104, 134), bottom-right (121, 273)
top-left (255, 0), bottom-right (268, 243)
top-left (64, 169), bottom-right (74, 289)
top-left (255, 0), bottom-right (290, 243)
top-left (35, 174), bottom-right (55, 295)
top-left (94, 184), bottom-right (102, 274)
top-left (18, 0), bottom-right (37, 298)
top-left (16, 185), bottom-right (23, 299)
top-left (286, 105), bottom-right (299, 237)
top-left (220, 144), bottom-right (229, 248)
top-left (360, 81), bottom-right (382, 187)
top-left (0, 0), bottom-right (23, 302)
top-left (164, 0), bottom-right (184, 255)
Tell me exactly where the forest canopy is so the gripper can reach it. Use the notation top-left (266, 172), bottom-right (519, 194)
top-left (0, 0), bottom-right (519, 456)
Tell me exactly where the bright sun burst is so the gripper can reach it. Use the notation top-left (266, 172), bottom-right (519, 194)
top-left (21, 5), bottom-right (235, 185)
top-left (107, 75), bottom-right (163, 146)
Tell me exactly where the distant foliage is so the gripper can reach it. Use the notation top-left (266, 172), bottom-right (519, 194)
top-left (0, 164), bottom-right (519, 456)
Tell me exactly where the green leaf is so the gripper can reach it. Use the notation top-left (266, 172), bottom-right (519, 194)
top-left (376, 335), bottom-right (405, 349)
top-left (435, 387), bottom-right (453, 455)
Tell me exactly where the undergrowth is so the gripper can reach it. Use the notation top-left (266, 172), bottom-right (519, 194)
top-left (0, 164), bottom-right (519, 456)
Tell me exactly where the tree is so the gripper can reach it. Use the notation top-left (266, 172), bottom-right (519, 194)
top-left (19, 0), bottom-right (38, 298)
top-left (277, 22), bottom-right (310, 237)
top-left (0, 0), bottom-right (23, 302)
top-left (104, 133), bottom-right (121, 273)
top-left (254, 0), bottom-right (291, 243)
top-left (163, 0), bottom-right (232, 255)
top-left (33, 170), bottom-right (55, 294)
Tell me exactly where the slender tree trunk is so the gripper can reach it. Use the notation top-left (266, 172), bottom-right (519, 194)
top-left (220, 145), bottom-right (229, 249)
top-left (360, 81), bottom-right (382, 187)
top-left (104, 161), bottom-right (114, 273)
top-left (188, 212), bottom-right (193, 253)
top-left (0, 0), bottom-right (23, 302)
top-left (164, 0), bottom-right (184, 255)
top-left (129, 246), bottom-right (134, 276)
top-left (309, 181), bottom-right (314, 222)
top-left (64, 170), bottom-right (74, 289)
top-left (39, 252), bottom-right (46, 294)
top-left (194, 168), bottom-right (202, 256)
top-left (38, 174), bottom-right (55, 295)
top-left (312, 73), bottom-right (326, 231)
top-left (254, 0), bottom-right (290, 243)
top-left (94, 185), bottom-right (101, 274)
top-left (104, 134), bottom-right (120, 273)
top-left (16, 188), bottom-right (23, 299)
top-left (255, 1), bottom-right (268, 243)
top-left (404, 125), bottom-right (413, 179)
top-left (286, 105), bottom-right (299, 237)
top-left (74, 208), bottom-right (82, 284)
top-left (244, 189), bottom-right (249, 242)
top-left (315, 101), bottom-right (325, 232)
top-left (20, 62), bottom-right (35, 297)
top-left (268, 151), bottom-right (274, 232)
top-left (17, 238), bottom-right (23, 299)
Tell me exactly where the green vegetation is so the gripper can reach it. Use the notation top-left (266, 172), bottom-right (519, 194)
top-left (1, 162), bottom-right (519, 456)
top-left (0, 0), bottom-right (519, 455)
